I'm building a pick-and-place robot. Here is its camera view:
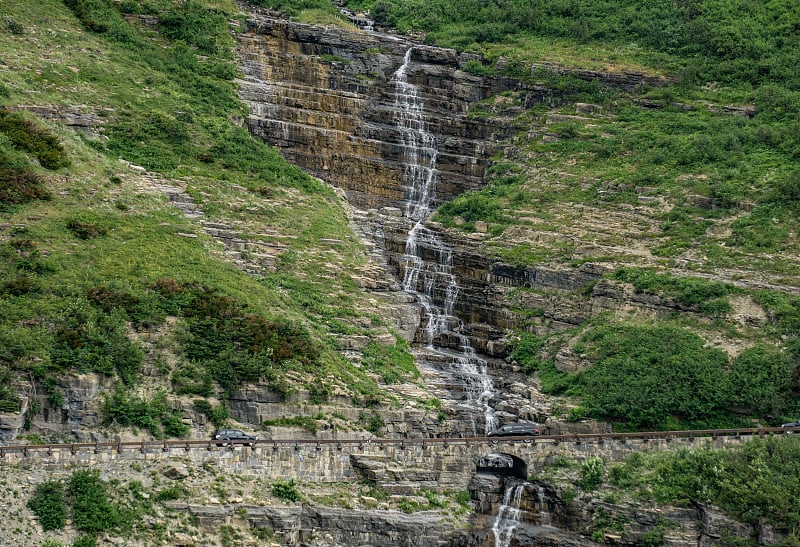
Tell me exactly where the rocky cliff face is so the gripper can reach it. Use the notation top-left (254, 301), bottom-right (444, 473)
top-left (463, 472), bottom-right (789, 547)
top-left (235, 14), bottom-right (683, 363)
top-left (237, 16), bottom-right (507, 213)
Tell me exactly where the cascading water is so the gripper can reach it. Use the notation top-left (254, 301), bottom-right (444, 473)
top-left (491, 483), bottom-right (526, 547)
top-left (393, 48), bottom-right (498, 435)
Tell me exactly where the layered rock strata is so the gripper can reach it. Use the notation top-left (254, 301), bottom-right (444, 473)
top-left (237, 16), bottom-right (509, 212)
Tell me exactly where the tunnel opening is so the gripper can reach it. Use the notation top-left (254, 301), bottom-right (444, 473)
top-left (476, 452), bottom-right (527, 479)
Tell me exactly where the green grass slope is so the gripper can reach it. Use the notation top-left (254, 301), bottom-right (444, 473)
top-left (0, 0), bottom-right (417, 438)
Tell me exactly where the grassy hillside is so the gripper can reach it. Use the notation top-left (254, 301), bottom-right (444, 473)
top-left (0, 0), bottom-right (418, 437)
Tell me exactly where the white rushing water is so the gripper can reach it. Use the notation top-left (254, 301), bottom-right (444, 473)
top-left (491, 483), bottom-right (526, 547)
top-left (394, 48), bottom-right (498, 435)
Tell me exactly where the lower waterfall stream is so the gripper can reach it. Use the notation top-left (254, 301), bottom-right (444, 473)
top-left (491, 482), bottom-right (528, 547)
top-left (393, 48), bottom-right (498, 435)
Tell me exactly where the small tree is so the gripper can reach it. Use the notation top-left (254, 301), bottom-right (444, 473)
top-left (28, 480), bottom-right (67, 531)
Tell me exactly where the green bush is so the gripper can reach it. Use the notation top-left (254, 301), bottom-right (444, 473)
top-left (101, 388), bottom-right (188, 438)
top-left (727, 345), bottom-right (795, 418)
top-left (397, 498), bottom-right (422, 513)
top-left (192, 399), bottom-right (229, 428)
top-left (66, 217), bottom-right (109, 240)
top-left (51, 305), bottom-right (142, 383)
top-left (271, 479), bottom-right (301, 502)
top-left (154, 484), bottom-right (186, 502)
top-left (180, 289), bottom-right (321, 395)
top-left (0, 165), bottom-right (51, 211)
top-left (0, 366), bottom-right (21, 412)
top-left (0, 109), bottom-right (70, 170)
top-left (157, 1), bottom-right (233, 56)
top-left (611, 268), bottom-right (737, 314)
top-left (63, 0), bottom-right (138, 42)
top-left (28, 480), bottom-right (68, 531)
top-left (509, 333), bottom-right (546, 374)
top-left (435, 191), bottom-right (509, 232)
top-left (631, 437), bottom-right (800, 531)
top-left (361, 411), bottom-right (385, 434)
top-left (68, 469), bottom-right (129, 536)
top-left (579, 456), bottom-right (605, 492)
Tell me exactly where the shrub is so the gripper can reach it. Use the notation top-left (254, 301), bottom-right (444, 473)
top-left (579, 456), bottom-right (605, 491)
top-left (435, 191), bottom-right (509, 231)
top-left (180, 290), bottom-right (321, 395)
top-left (361, 412), bottom-right (385, 435)
top-left (101, 388), bottom-right (189, 438)
top-left (4, 17), bottom-right (24, 34)
top-left (154, 484), bottom-right (186, 502)
top-left (50, 306), bottom-right (143, 383)
top-left (0, 165), bottom-right (51, 211)
top-left (0, 367), bottom-right (21, 412)
top-left (63, 0), bottom-right (138, 42)
top-left (192, 399), bottom-right (229, 428)
top-left (509, 333), bottom-right (546, 373)
top-left (271, 479), bottom-right (301, 502)
top-left (397, 498), bottom-right (422, 513)
top-left (28, 480), bottom-right (67, 531)
top-left (68, 469), bottom-right (128, 536)
top-left (66, 218), bottom-right (108, 240)
top-left (0, 109), bottom-right (70, 169)
top-left (611, 268), bottom-right (736, 314)
top-left (727, 345), bottom-right (795, 418)
top-left (157, 1), bottom-right (233, 56)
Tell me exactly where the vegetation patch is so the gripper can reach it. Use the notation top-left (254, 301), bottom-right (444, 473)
top-left (611, 267), bottom-right (738, 315)
top-left (101, 387), bottom-right (189, 438)
top-left (0, 108), bottom-right (70, 170)
top-left (28, 469), bottom-right (140, 539)
top-left (0, 164), bottom-right (51, 211)
top-left (271, 479), bottom-right (301, 502)
top-left (510, 325), bottom-right (800, 431)
top-left (360, 339), bottom-right (417, 384)
top-left (607, 436), bottom-right (800, 532)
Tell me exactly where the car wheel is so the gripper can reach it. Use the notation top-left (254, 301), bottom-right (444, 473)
top-left (490, 439), bottom-right (498, 444)
top-left (523, 438), bottom-right (532, 443)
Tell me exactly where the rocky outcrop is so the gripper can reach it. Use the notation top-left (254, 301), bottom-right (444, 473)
top-left (236, 16), bottom-right (509, 212)
top-left (464, 473), bottom-right (790, 546)
top-left (164, 502), bottom-right (457, 546)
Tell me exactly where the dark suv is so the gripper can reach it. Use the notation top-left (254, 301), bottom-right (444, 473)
top-left (212, 429), bottom-right (257, 447)
top-left (488, 422), bottom-right (543, 442)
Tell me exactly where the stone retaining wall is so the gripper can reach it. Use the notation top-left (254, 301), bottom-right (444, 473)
top-left (0, 434), bottom-right (753, 491)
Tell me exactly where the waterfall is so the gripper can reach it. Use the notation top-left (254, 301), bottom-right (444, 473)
top-left (491, 483), bottom-right (526, 547)
top-left (393, 48), bottom-right (498, 435)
